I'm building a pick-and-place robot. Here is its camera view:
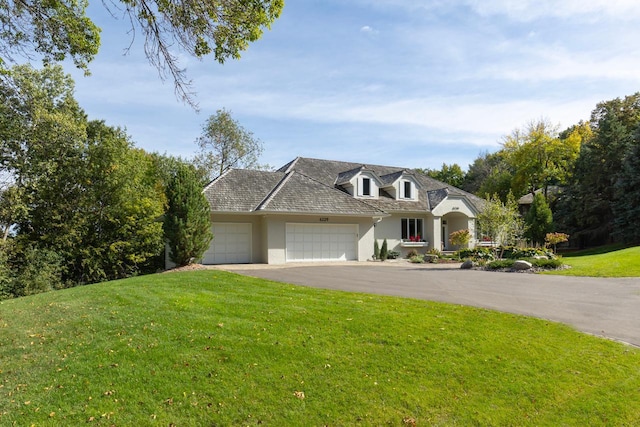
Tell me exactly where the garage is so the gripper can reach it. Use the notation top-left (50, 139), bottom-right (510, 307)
top-left (202, 223), bottom-right (252, 264)
top-left (286, 223), bottom-right (357, 262)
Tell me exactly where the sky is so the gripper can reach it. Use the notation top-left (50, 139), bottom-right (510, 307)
top-left (65, 0), bottom-right (640, 171)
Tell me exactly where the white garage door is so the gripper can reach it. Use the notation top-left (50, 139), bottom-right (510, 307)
top-left (286, 223), bottom-right (357, 262)
top-left (203, 223), bottom-right (252, 264)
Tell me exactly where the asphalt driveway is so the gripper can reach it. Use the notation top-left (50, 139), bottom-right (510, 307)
top-left (223, 262), bottom-right (640, 347)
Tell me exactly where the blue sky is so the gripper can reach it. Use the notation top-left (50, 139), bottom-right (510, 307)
top-left (66, 0), bottom-right (640, 171)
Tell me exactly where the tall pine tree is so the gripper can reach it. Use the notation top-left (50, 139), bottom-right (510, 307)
top-left (164, 163), bottom-right (213, 266)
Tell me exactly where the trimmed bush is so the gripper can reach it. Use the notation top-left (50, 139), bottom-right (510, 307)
top-left (374, 240), bottom-right (380, 259)
top-left (531, 258), bottom-right (564, 269)
top-left (487, 259), bottom-right (515, 270)
top-left (409, 255), bottom-right (424, 263)
top-left (387, 250), bottom-right (400, 260)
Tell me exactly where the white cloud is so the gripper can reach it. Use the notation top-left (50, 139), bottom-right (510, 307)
top-left (464, 0), bottom-right (640, 21)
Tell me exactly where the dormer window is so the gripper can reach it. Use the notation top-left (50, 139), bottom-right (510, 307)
top-left (401, 180), bottom-right (414, 199)
top-left (362, 177), bottom-right (371, 196)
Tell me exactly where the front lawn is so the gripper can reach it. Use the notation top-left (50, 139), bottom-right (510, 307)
top-left (547, 246), bottom-right (640, 277)
top-left (1, 270), bottom-right (639, 425)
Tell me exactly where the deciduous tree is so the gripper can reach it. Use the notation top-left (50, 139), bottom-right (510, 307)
top-left (0, 0), bottom-right (284, 106)
top-left (194, 108), bottom-right (266, 180)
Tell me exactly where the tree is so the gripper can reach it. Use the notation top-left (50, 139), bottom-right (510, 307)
top-left (1, 65), bottom-right (165, 285)
top-left (502, 119), bottom-right (581, 199)
top-left (74, 121), bottom-right (166, 283)
top-left (0, 0), bottom-right (284, 106)
top-left (525, 192), bottom-right (553, 246)
top-left (559, 93), bottom-right (640, 246)
top-left (612, 126), bottom-right (640, 244)
top-left (477, 193), bottom-right (525, 255)
top-left (164, 163), bottom-right (213, 266)
top-left (424, 163), bottom-right (466, 188)
top-left (449, 229), bottom-right (471, 248)
top-left (194, 108), bottom-right (265, 180)
top-left (463, 151), bottom-right (514, 201)
top-left (380, 238), bottom-right (388, 261)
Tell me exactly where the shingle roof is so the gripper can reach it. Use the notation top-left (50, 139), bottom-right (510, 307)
top-left (258, 172), bottom-right (386, 216)
top-left (280, 157), bottom-right (484, 211)
top-left (204, 157), bottom-right (484, 215)
top-left (203, 169), bottom-right (285, 212)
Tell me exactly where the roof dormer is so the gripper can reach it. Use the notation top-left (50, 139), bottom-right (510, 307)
top-left (335, 166), bottom-right (380, 199)
top-left (379, 170), bottom-right (420, 201)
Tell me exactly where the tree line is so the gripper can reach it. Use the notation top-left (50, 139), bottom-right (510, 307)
top-left (425, 93), bottom-right (640, 248)
top-left (0, 65), bottom-right (267, 299)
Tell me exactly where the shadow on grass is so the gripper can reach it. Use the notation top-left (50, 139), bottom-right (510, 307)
top-left (561, 243), bottom-right (630, 258)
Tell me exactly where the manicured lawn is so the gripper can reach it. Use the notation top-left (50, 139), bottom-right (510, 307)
top-left (1, 270), bottom-right (639, 425)
top-left (548, 246), bottom-right (640, 277)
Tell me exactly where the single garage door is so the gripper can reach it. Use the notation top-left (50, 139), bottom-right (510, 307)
top-left (202, 223), bottom-right (252, 264)
top-left (286, 223), bottom-right (357, 262)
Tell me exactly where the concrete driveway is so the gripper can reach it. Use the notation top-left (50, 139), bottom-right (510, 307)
top-left (222, 262), bottom-right (640, 347)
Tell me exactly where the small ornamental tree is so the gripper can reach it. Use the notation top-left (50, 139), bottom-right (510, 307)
top-left (373, 239), bottom-right (380, 260)
top-left (545, 232), bottom-right (569, 253)
top-left (449, 229), bottom-right (471, 248)
top-left (380, 238), bottom-right (388, 261)
top-left (164, 163), bottom-right (213, 266)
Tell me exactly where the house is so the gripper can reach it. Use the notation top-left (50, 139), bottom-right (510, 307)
top-left (201, 157), bottom-right (484, 264)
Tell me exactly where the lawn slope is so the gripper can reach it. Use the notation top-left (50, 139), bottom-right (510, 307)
top-left (550, 245), bottom-right (640, 277)
top-left (1, 270), bottom-right (639, 426)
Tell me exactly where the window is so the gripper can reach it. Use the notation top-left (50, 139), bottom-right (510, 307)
top-left (401, 218), bottom-right (423, 240)
top-left (402, 181), bottom-right (412, 199)
top-left (362, 177), bottom-right (371, 196)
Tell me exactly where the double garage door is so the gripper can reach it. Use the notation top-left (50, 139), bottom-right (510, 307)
top-left (286, 223), bottom-right (357, 262)
top-left (203, 222), bottom-right (358, 264)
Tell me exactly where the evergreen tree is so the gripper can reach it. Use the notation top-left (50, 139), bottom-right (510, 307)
top-left (613, 127), bottom-right (640, 243)
top-left (373, 239), bottom-right (380, 260)
top-left (525, 193), bottom-right (553, 246)
top-left (164, 163), bottom-right (213, 266)
top-left (380, 239), bottom-right (388, 261)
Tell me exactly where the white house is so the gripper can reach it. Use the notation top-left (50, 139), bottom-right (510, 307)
top-left (201, 157), bottom-right (484, 264)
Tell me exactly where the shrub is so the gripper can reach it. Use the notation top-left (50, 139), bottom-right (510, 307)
top-left (500, 246), bottom-right (554, 260)
top-left (406, 248), bottom-right (419, 259)
top-left (374, 240), bottom-right (380, 259)
top-left (426, 248), bottom-right (443, 257)
top-left (458, 247), bottom-right (495, 262)
top-left (531, 258), bottom-right (564, 269)
top-left (487, 259), bottom-right (515, 270)
top-left (409, 255), bottom-right (424, 263)
top-left (7, 244), bottom-right (64, 298)
top-left (387, 250), bottom-right (400, 260)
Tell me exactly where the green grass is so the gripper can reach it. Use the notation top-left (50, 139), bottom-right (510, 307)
top-left (1, 271), bottom-right (639, 426)
top-left (547, 246), bottom-right (640, 277)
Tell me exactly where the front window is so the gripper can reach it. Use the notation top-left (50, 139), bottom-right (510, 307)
top-left (401, 218), bottom-right (423, 241)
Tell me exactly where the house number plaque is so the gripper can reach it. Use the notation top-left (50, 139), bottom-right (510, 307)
top-left (319, 217), bottom-right (329, 222)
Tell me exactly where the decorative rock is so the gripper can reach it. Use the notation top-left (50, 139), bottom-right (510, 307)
top-left (513, 260), bottom-right (533, 270)
top-left (460, 260), bottom-right (475, 269)
top-left (533, 255), bottom-right (548, 260)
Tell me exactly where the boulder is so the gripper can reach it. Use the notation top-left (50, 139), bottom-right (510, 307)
top-left (513, 260), bottom-right (533, 270)
top-left (460, 260), bottom-right (475, 269)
